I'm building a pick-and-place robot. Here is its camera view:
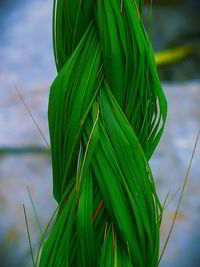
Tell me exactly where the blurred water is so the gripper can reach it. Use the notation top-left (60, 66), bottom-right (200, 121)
top-left (0, 0), bottom-right (56, 147)
top-left (0, 0), bottom-right (56, 92)
top-left (151, 82), bottom-right (200, 267)
top-left (0, 1), bottom-right (57, 265)
top-left (0, 1), bottom-right (200, 267)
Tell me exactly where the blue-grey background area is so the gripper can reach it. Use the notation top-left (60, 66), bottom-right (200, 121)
top-left (0, 0), bottom-right (200, 266)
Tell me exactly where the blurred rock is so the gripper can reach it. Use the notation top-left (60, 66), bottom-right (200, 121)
top-left (144, 0), bottom-right (200, 80)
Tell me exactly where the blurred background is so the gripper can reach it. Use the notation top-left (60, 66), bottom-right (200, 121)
top-left (0, 0), bottom-right (200, 266)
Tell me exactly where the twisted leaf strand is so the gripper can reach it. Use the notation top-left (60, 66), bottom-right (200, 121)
top-left (39, 1), bottom-right (167, 266)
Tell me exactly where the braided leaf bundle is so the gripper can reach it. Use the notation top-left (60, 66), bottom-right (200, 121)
top-left (39, 0), bottom-right (167, 266)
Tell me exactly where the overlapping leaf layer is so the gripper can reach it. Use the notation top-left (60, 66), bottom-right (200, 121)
top-left (39, 0), bottom-right (167, 266)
